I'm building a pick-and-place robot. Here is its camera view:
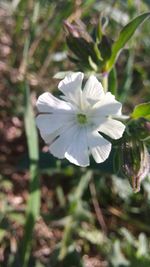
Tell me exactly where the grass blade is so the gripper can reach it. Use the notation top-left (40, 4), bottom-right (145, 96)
top-left (21, 82), bottom-right (40, 267)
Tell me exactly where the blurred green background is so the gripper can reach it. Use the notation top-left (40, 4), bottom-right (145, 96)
top-left (0, 0), bottom-right (150, 266)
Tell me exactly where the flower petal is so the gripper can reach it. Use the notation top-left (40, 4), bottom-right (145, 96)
top-left (88, 130), bottom-right (111, 163)
top-left (98, 118), bottom-right (125, 139)
top-left (83, 75), bottom-right (104, 105)
top-left (93, 92), bottom-right (122, 117)
top-left (39, 128), bottom-right (59, 144)
top-left (49, 124), bottom-right (78, 159)
top-left (58, 72), bottom-right (83, 107)
top-left (65, 126), bottom-right (90, 167)
top-left (36, 113), bottom-right (75, 139)
top-left (36, 92), bottom-right (72, 113)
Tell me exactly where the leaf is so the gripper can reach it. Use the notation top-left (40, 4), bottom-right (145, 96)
top-left (21, 82), bottom-right (40, 267)
top-left (109, 240), bottom-right (129, 267)
top-left (106, 12), bottom-right (150, 71)
top-left (120, 228), bottom-right (136, 246)
top-left (137, 233), bottom-right (149, 257)
top-left (35, 261), bottom-right (45, 267)
top-left (119, 49), bottom-right (134, 102)
top-left (73, 171), bottom-right (92, 200)
top-left (0, 229), bottom-right (6, 242)
top-left (108, 67), bottom-right (117, 96)
top-left (78, 228), bottom-right (105, 245)
top-left (9, 212), bottom-right (25, 225)
top-left (131, 102), bottom-right (150, 120)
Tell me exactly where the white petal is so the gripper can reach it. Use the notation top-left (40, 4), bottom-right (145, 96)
top-left (93, 92), bottom-right (122, 117)
top-left (58, 72), bottom-right (83, 106)
top-left (49, 124), bottom-right (78, 159)
top-left (36, 113), bottom-right (74, 138)
top-left (39, 129), bottom-right (60, 144)
top-left (83, 75), bottom-right (104, 105)
top-left (65, 126), bottom-right (90, 167)
top-left (36, 92), bottom-right (72, 113)
top-left (88, 130), bottom-right (111, 163)
top-left (98, 118), bottom-right (125, 139)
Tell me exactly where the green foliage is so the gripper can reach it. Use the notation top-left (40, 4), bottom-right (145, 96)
top-left (65, 12), bottom-right (150, 75)
top-left (58, 171), bottom-right (93, 261)
top-left (0, 1), bottom-right (150, 267)
top-left (118, 49), bottom-right (134, 103)
top-left (109, 240), bottom-right (129, 267)
top-left (131, 102), bottom-right (150, 120)
top-left (106, 12), bottom-right (150, 71)
top-left (108, 67), bottom-right (117, 96)
top-left (20, 82), bottom-right (40, 267)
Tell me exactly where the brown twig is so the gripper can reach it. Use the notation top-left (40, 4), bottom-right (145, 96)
top-left (89, 180), bottom-right (107, 235)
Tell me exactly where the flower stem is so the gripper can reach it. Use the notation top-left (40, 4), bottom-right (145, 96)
top-left (102, 73), bottom-right (108, 92)
top-left (59, 216), bottom-right (73, 260)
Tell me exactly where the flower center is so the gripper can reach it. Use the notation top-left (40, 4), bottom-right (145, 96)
top-left (77, 113), bottom-right (87, 124)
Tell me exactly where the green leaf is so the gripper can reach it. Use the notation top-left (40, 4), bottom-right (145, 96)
top-left (21, 82), bottom-right (40, 267)
top-left (106, 12), bottom-right (150, 71)
top-left (108, 67), bottom-right (117, 96)
top-left (0, 229), bottom-right (6, 242)
top-left (78, 228), bottom-right (105, 245)
top-left (119, 49), bottom-right (134, 103)
top-left (73, 171), bottom-right (92, 200)
top-left (137, 233), bottom-right (149, 257)
top-left (131, 102), bottom-right (150, 120)
top-left (9, 212), bottom-right (25, 225)
top-left (109, 240), bottom-right (129, 267)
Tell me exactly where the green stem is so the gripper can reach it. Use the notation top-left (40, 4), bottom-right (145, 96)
top-left (102, 73), bottom-right (108, 92)
top-left (58, 216), bottom-right (73, 260)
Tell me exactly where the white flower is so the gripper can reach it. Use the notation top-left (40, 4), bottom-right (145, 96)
top-left (36, 72), bottom-right (125, 167)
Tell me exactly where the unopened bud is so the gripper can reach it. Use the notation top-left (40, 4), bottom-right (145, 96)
top-left (144, 121), bottom-right (150, 133)
top-left (64, 20), bottom-right (103, 71)
top-left (121, 136), bottom-right (150, 192)
top-left (64, 20), bottom-right (92, 42)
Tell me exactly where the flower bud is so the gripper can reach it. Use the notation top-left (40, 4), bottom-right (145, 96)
top-left (64, 20), bottom-right (100, 71)
top-left (120, 136), bottom-right (150, 192)
top-left (64, 20), bottom-right (92, 42)
top-left (64, 20), bottom-right (108, 72)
